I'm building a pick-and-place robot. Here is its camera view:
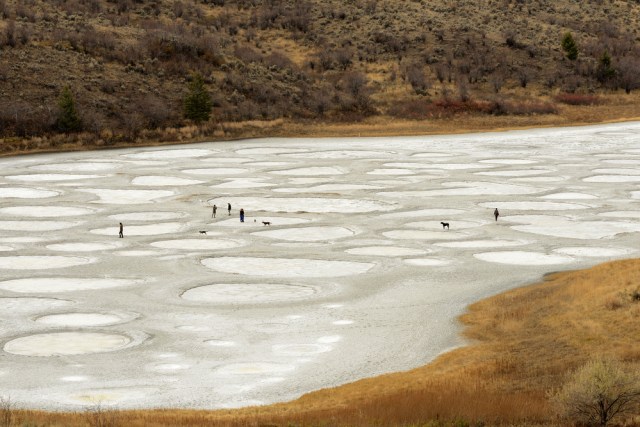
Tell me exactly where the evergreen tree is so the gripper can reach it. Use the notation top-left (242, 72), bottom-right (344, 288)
top-left (56, 86), bottom-right (82, 132)
top-left (596, 51), bottom-right (616, 83)
top-left (183, 73), bottom-right (212, 123)
top-left (561, 32), bottom-right (578, 61)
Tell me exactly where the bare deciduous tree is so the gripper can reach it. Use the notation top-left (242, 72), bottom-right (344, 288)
top-left (433, 64), bottom-right (447, 84)
top-left (0, 396), bottom-right (13, 427)
top-left (617, 57), bottom-right (640, 94)
top-left (85, 402), bottom-right (120, 427)
top-left (517, 69), bottom-right (530, 88)
top-left (405, 62), bottom-right (430, 95)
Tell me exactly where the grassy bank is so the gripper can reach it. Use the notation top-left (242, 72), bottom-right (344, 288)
top-left (6, 259), bottom-right (640, 426)
top-left (2, 93), bottom-right (640, 158)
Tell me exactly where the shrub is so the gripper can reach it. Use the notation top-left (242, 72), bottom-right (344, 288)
top-left (3, 20), bottom-right (15, 48)
top-left (263, 51), bottom-right (295, 70)
top-left (85, 402), bottom-right (120, 427)
top-left (488, 99), bottom-right (557, 116)
top-left (490, 73), bottom-right (505, 93)
top-left (0, 101), bottom-right (54, 137)
top-left (0, 395), bottom-right (13, 427)
top-left (136, 95), bottom-right (177, 129)
top-left (0, 0), bottom-right (9, 19)
top-left (405, 62), bottom-right (430, 95)
top-left (552, 358), bottom-right (640, 427)
top-left (617, 57), bottom-right (640, 94)
top-left (554, 93), bottom-right (601, 105)
top-left (388, 98), bottom-right (490, 120)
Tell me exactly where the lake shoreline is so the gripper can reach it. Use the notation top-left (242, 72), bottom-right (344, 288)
top-left (3, 94), bottom-right (640, 158)
top-left (9, 258), bottom-right (640, 426)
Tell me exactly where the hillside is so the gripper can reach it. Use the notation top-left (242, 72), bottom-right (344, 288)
top-left (1, 0), bottom-right (640, 152)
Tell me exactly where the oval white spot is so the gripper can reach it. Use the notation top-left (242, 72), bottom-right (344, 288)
top-left (473, 251), bottom-right (573, 265)
top-left (4, 332), bottom-right (133, 356)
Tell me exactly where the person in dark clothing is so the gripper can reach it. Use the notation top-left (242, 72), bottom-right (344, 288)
top-left (212, 204), bottom-right (217, 218)
top-left (239, 208), bottom-right (245, 223)
top-left (228, 203), bottom-right (231, 216)
top-left (494, 208), bottom-right (500, 221)
top-left (119, 222), bottom-right (124, 238)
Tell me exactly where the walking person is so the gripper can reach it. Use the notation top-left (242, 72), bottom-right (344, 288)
top-left (494, 208), bottom-right (500, 221)
top-left (212, 204), bottom-right (217, 218)
top-left (119, 222), bottom-right (124, 238)
top-left (228, 203), bottom-right (231, 216)
top-left (239, 208), bottom-right (245, 223)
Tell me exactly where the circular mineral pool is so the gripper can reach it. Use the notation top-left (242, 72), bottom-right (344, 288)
top-left (0, 206), bottom-right (96, 217)
top-left (131, 176), bottom-right (204, 186)
top-left (35, 313), bottom-right (125, 327)
top-left (0, 187), bottom-right (60, 199)
top-left (150, 239), bottom-right (244, 250)
top-left (0, 256), bottom-right (94, 270)
top-left (0, 277), bottom-right (141, 293)
top-left (0, 297), bottom-right (73, 313)
top-left (181, 283), bottom-right (318, 304)
top-left (124, 148), bottom-right (212, 159)
top-left (345, 246), bottom-right (427, 257)
top-left (4, 332), bottom-right (133, 356)
top-left (252, 226), bottom-right (354, 242)
top-left (215, 362), bottom-right (295, 375)
top-left (46, 242), bottom-right (123, 252)
top-left (201, 257), bottom-right (374, 277)
top-left (473, 251), bottom-right (573, 266)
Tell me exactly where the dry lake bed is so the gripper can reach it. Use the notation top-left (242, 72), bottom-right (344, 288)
top-left (1, 122), bottom-right (639, 409)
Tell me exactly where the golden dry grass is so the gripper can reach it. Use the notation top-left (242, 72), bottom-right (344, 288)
top-left (9, 259), bottom-right (640, 426)
top-left (281, 92), bottom-right (640, 139)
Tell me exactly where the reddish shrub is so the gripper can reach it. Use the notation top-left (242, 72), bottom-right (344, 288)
top-left (554, 93), bottom-right (602, 105)
top-left (488, 99), bottom-right (558, 115)
top-left (389, 98), bottom-right (557, 119)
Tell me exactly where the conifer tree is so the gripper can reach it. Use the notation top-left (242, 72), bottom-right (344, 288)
top-left (56, 86), bottom-right (82, 132)
top-left (561, 32), bottom-right (578, 61)
top-left (597, 51), bottom-right (615, 83)
top-left (183, 73), bottom-right (212, 123)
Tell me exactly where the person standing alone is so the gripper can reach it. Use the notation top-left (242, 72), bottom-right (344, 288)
top-left (494, 208), bottom-right (500, 221)
top-left (239, 208), bottom-right (245, 223)
top-left (119, 222), bottom-right (124, 238)
top-left (212, 204), bottom-right (217, 218)
top-left (228, 203), bottom-right (231, 216)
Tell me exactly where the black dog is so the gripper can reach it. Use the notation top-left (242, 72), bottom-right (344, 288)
top-left (199, 230), bottom-right (207, 234)
top-left (262, 221), bottom-right (271, 226)
top-left (440, 222), bottom-right (449, 230)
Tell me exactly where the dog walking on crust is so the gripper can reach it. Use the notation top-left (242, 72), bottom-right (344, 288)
top-left (441, 221), bottom-right (449, 230)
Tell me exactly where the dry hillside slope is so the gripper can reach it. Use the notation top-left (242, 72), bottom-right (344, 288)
top-left (1, 0), bottom-right (640, 152)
